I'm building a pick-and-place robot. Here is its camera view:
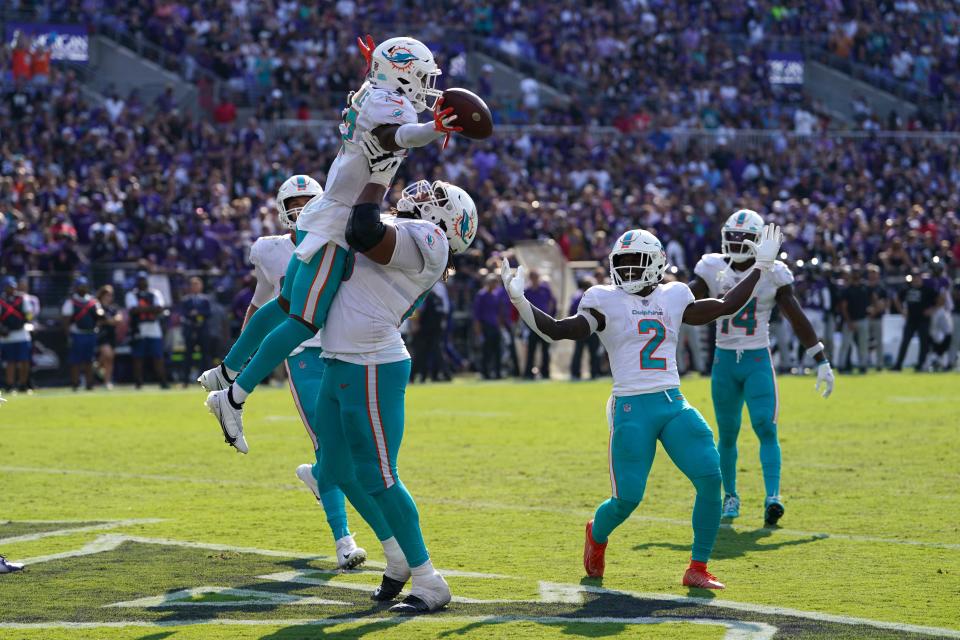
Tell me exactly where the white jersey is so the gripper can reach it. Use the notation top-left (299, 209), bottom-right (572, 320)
top-left (296, 84), bottom-right (418, 249)
top-left (248, 235), bottom-right (322, 354)
top-left (321, 218), bottom-right (449, 365)
top-left (577, 282), bottom-right (694, 396)
top-left (694, 253), bottom-right (794, 350)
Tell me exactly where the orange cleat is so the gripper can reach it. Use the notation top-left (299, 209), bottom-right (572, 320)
top-left (583, 520), bottom-right (607, 578)
top-left (682, 564), bottom-right (725, 590)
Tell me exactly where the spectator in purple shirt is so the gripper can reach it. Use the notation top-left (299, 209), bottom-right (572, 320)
top-left (569, 277), bottom-right (602, 380)
top-left (473, 274), bottom-right (504, 380)
top-left (523, 269), bottom-right (556, 379)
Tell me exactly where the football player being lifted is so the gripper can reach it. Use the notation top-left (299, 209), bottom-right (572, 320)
top-left (501, 224), bottom-right (783, 589)
top-left (200, 36), bottom-right (463, 451)
top-left (691, 210), bottom-right (834, 526)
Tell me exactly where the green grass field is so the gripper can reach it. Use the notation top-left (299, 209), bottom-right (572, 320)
top-left (1, 372), bottom-right (959, 639)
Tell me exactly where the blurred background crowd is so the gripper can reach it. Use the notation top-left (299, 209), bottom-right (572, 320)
top-left (1, 0), bottom-right (958, 389)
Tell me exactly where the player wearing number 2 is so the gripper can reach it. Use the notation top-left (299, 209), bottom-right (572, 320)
top-left (501, 224), bottom-right (784, 590)
top-left (691, 210), bottom-right (835, 526)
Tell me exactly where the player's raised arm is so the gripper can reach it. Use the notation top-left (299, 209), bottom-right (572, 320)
top-left (500, 258), bottom-right (600, 342)
top-left (683, 223), bottom-right (782, 325)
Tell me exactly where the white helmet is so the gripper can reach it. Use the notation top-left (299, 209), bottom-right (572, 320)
top-left (369, 37), bottom-right (442, 113)
top-left (276, 175), bottom-right (323, 229)
top-left (398, 180), bottom-right (477, 255)
top-left (608, 230), bottom-right (667, 294)
top-left (721, 209), bottom-right (765, 263)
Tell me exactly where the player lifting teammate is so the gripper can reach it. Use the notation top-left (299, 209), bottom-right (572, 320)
top-left (501, 224), bottom-right (784, 589)
top-left (691, 210), bottom-right (835, 525)
top-left (200, 36), bottom-right (464, 451)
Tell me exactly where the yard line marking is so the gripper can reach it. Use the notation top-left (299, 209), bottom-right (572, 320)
top-left (582, 585), bottom-right (960, 639)
top-left (105, 587), bottom-right (349, 608)
top-left (0, 519), bottom-right (164, 545)
top-left (3, 466), bottom-right (956, 550)
top-left (10, 534), bottom-right (960, 638)
top-left (0, 465), bottom-right (301, 491)
top-left (0, 616), bottom-right (777, 639)
top-left (422, 497), bottom-right (960, 550)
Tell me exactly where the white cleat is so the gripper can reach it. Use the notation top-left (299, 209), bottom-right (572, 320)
top-left (295, 464), bottom-right (321, 501)
top-left (205, 389), bottom-right (248, 454)
top-left (336, 535), bottom-right (367, 570)
top-left (389, 570), bottom-right (451, 614)
top-left (198, 364), bottom-right (232, 392)
top-left (0, 555), bottom-right (24, 574)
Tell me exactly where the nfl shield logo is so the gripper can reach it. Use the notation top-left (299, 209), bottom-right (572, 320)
top-left (623, 404), bottom-right (632, 413)
top-left (641, 299), bottom-right (650, 306)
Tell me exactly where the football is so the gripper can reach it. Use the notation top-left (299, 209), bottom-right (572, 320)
top-left (441, 88), bottom-right (493, 140)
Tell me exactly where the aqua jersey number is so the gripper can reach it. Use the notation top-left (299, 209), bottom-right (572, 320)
top-left (637, 319), bottom-right (667, 370)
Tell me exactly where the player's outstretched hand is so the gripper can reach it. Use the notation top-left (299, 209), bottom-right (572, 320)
top-left (500, 257), bottom-right (526, 303)
top-left (432, 96), bottom-right (463, 150)
top-left (815, 361), bottom-right (834, 398)
top-left (744, 222), bottom-right (782, 270)
top-left (358, 34), bottom-right (375, 73)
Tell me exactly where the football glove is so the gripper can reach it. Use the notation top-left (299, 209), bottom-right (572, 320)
top-left (432, 96), bottom-right (462, 150)
top-left (357, 34), bottom-right (375, 73)
top-left (359, 131), bottom-right (403, 187)
top-left (743, 223), bottom-right (782, 271)
top-left (500, 257), bottom-right (526, 303)
top-left (815, 361), bottom-right (834, 398)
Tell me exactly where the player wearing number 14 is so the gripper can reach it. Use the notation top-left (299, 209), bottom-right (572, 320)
top-left (501, 224), bottom-right (785, 589)
top-left (691, 210), bottom-right (835, 526)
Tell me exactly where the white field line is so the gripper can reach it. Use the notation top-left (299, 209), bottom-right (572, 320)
top-left (0, 616), bottom-right (777, 640)
top-left (105, 587), bottom-right (348, 608)
top-left (4, 464), bottom-right (957, 550)
top-left (0, 519), bottom-right (164, 545)
top-left (423, 497), bottom-right (960, 551)
top-left (10, 533), bottom-right (960, 638)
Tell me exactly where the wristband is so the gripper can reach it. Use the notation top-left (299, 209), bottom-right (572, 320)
top-left (805, 341), bottom-right (825, 359)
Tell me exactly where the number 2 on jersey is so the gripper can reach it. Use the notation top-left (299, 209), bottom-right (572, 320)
top-left (637, 319), bottom-right (666, 370)
top-left (720, 297), bottom-right (757, 335)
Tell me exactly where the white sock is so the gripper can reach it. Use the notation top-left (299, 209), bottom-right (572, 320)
top-left (410, 559), bottom-right (436, 578)
top-left (335, 534), bottom-right (355, 549)
top-left (381, 537), bottom-right (408, 580)
top-left (229, 383), bottom-right (249, 404)
top-left (223, 364), bottom-right (239, 379)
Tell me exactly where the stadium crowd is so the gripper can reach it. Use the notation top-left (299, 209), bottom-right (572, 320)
top-left (1, 37), bottom-right (959, 388)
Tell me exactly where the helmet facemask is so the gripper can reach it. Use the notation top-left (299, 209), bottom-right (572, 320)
top-left (278, 196), bottom-right (313, 230)
top-left (398, 68), bottom-right (442, 112)
top-left (610, 251), bottom-right (664, 294)
top-left (722, 229), bottom-right (759, 263)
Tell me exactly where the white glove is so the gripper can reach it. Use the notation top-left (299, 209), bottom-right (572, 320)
top-left (500, 257), bottom-right (526, 303)
top-left (744, 222), bottom-right (783, 271)
top-left (359, 131), bottom-right (403, 186)
top-left (815, 361), bottom-right (834, 398)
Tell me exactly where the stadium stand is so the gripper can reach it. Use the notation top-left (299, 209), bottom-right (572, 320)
top-left (1, 4), bottom-right (958, 386)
